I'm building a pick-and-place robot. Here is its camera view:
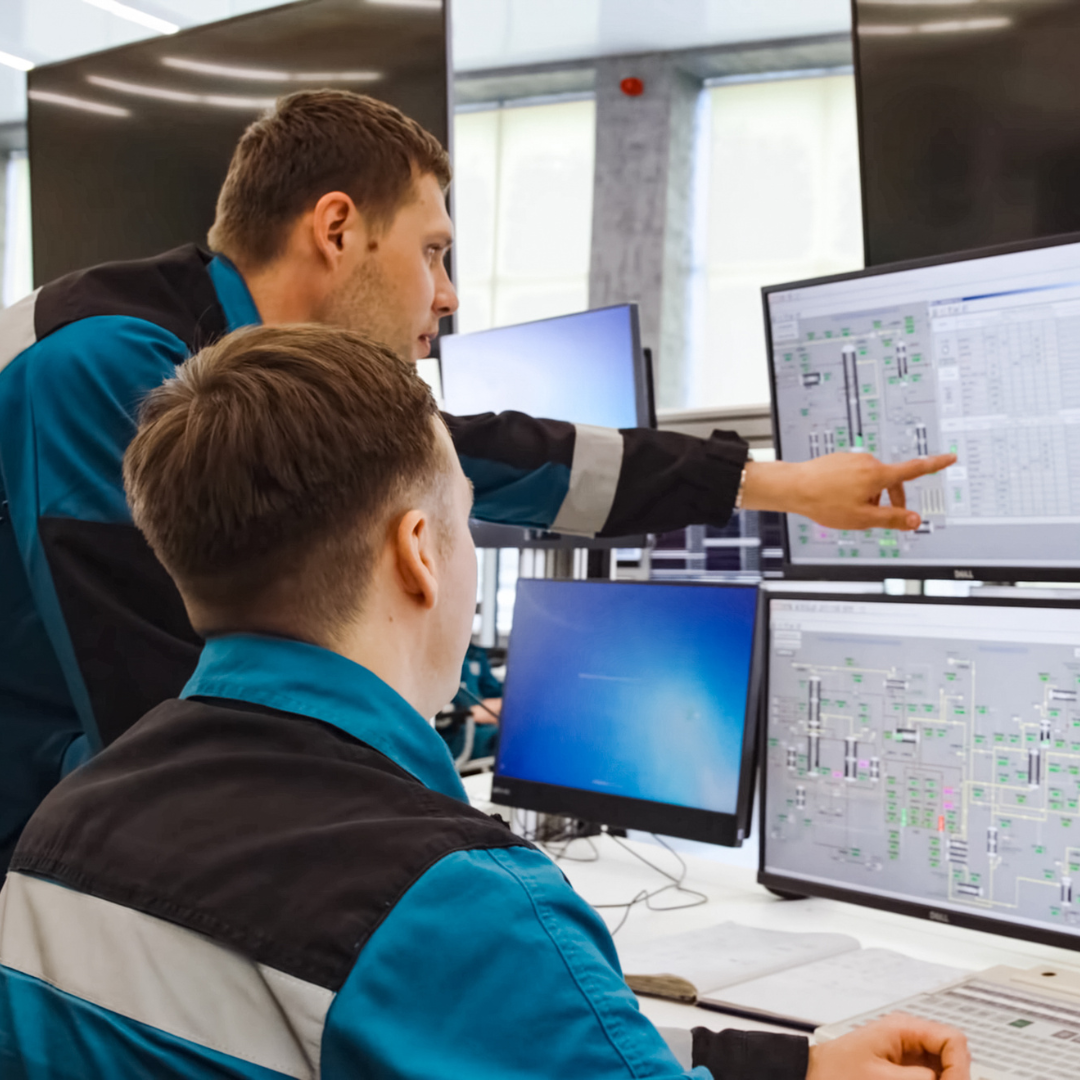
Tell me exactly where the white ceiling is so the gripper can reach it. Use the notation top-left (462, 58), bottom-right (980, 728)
top-left (0, 0), bottom-right (852, 126)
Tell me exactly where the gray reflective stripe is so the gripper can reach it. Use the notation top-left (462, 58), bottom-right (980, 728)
top-left (551, 423), bottom-right (624, 537)
top-left (0, 873), bottom-right (333, 1080)
top-left (0, 289), bottom-right (39, 376)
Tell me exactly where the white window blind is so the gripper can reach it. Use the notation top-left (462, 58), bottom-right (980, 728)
top-left (687, 73), bottom-right (863, 410)
top-left (453, 98), bottom-right (596, 334)
top-left (2, 151), bottom-right (32, 308)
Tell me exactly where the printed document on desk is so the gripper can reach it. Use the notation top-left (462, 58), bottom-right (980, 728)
top-left (704, 947), bottom-right (968, 1028)
top-left (617, 922), bottom-right (859, 998)
top-left (618, 923), bottom-right (967, 1027)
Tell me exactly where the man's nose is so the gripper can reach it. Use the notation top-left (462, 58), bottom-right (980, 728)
top-left (436, 270), bottom-right (459, 317)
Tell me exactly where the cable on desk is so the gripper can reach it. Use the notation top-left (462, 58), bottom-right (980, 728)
top-left (590, 832), bottom-right (707, 935)
top-left (507, 812), bottom-right (707, 934)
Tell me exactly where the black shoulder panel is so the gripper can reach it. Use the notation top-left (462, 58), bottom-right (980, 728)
top-left (12, 698), bottom-right (531, 991)
top-left (34, 244), bottom-right (227, 353)
top-left (38, 517), bottom-right (202, 747)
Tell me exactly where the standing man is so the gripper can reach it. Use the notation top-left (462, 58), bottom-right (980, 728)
top-left (0, 90), bottom-right (953, 871)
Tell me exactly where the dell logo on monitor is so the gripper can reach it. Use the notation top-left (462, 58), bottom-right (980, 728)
top-left (954, 570), bottom-right (975, 580)
top-left (929, 911), bottom-right (950, 924)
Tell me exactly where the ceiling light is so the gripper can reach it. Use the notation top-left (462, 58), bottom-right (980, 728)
top-left (161, 57), bottom-right (382, 83)
top-left (28, 90), bottom-right (131, 117)
top-left (861, 16), bottom-right (1011, 34)
top-left (88, 74), bottom-right (275, 110)
top-left (77, 0), bottom-right (178, 35)
top-left (203, 94), bottom-right (278, 109)
top-left (0, 50), bottom-right (34, 72)
top-left (920, 16), bottom-right (1012, 30)
top-left (367, 0), bottom-right (443, 9)
top-left (89, 75), bottom-right (197, 102)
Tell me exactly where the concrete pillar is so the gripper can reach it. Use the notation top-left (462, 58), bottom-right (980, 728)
top-left (588, 54), bottom-right (699, 410)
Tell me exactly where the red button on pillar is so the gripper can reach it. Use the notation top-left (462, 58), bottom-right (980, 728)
top-left (620, 77), bottom-right (644, 97)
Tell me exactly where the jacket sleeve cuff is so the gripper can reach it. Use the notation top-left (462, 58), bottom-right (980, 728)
top-left (691, 1027), bottom-right (809, 1080)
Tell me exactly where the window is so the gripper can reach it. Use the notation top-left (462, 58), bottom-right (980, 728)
top-left (686, 73), bottom-right (863, 410)
top-left (2, 151), bottom-right (33, 308)
top-left (453, 98), bottom-right (596, 334)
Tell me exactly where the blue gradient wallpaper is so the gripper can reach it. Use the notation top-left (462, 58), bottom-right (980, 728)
top-left (495, 581), bottom-right (758, 814)
top-left (439, 306), bottom-right (640, 428)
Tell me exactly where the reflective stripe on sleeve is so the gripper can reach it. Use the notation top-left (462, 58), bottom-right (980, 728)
top-left (550, 424), bottom-right (624, 537)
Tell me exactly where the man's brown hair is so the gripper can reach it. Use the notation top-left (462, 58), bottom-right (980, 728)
top-left (207, 90), bottom-right (452, 268)
top-left (124, 324), bottom-right (443, 642)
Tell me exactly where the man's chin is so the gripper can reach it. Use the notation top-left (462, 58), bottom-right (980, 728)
top-left (415, 336), bottom-right (433, 360)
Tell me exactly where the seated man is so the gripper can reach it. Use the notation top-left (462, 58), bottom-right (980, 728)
top-left (0, 325), bottom-right (969, 1080)
top-left (439, 643), bottom-right (502, 764)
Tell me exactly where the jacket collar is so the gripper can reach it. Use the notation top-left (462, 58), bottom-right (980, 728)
top-left (181, 634), bottom-right (468, 801)
top-left (207, 254), bottom-right (262, 332)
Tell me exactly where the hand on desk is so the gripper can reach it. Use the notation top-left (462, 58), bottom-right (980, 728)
top-left (807, 1013), bottom-right (970, 1080)
top-left (741, 452), bottom-right (957, 532)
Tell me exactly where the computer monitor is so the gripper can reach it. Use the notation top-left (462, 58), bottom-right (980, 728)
top-left (439, 305), bottom-right (650, 430)
top-left (492, 579), bottom-right (762, 847)
top-left (763, 232), bottom-right (1080, 580)
top-left (760, 592), bottom-right (1080, 952)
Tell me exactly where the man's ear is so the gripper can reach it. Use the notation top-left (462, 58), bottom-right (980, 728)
top-left (393, 509), bottom-right (438, 610)
top-left (310, 191), bottom-right (366, 268)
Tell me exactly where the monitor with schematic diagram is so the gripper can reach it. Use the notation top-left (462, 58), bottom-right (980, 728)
top-left (492, 579), bottom-right (761, 846)
top-left (760, 593), bottom-right (1080, 951)
top-left (764, 232), bottom-right (1080, 579)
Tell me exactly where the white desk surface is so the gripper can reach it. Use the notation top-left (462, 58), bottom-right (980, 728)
top-left (461, 773), bottom-right (1080, 1037)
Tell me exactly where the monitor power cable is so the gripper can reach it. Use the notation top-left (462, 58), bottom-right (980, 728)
top-left (511, 811), bottom-right (708, 936)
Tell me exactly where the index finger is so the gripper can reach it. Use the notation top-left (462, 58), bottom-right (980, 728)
top-left (883, 453), bottom-right (957, 484)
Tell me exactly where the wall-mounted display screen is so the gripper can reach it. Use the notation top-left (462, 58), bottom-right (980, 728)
top-left (853, 0), bottom-right (1080, 265)
top-left (27, 0), bottom-right (448, 283)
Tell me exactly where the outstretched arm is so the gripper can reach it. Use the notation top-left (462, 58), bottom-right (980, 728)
top-left (445, 409), bottom-right (955, 536)
top-left (742, 452), bottom-right (957, 531)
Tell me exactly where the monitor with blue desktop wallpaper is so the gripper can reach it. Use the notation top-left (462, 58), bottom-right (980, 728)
top-left (492, 579), bottom-right (762, 846)
top-left (439, 305), bottom-right (648, 430)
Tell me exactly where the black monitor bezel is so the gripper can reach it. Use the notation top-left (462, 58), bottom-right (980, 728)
top-left (440, 303), bottom-right (650, 430)
top-left (758, 589), bottom-right (1080, 954)
top-left (492, 579), bottom-right (765, 848)
top-left (762, 227), bottom-right (1080, 582)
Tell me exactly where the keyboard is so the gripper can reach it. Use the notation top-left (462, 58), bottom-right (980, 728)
top-left (816, 965), bottom-right (1080, 1080)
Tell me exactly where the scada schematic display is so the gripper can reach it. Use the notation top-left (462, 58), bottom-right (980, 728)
top-left (766, 239), bottom-right (1080, 573)
top-left (763, 598), bottom-right (1080, 940)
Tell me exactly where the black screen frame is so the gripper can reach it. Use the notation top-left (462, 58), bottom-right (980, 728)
top-left (440, 303), bottom-right (650, 430)
top-left (758, 589), bottom-right (1080, 954)
top-left (27, 0), bottom-right (450, 284)
top-left (762, 227), bottom-right (1080, 583)
top-left (492, 579), bottom-right (765, 848)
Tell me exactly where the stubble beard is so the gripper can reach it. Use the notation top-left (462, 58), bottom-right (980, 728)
top-left (321, 260), bottom-right (414, 364)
